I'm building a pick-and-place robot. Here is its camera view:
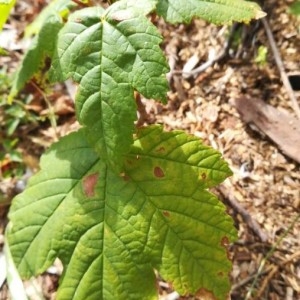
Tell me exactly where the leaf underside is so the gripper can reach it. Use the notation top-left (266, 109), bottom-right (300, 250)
top-left (7, 126), bottom-right (236, 300)
top-left (49, 3), bottom-right (169, 171)
top-left (157, 0), bottom-right (266, 24)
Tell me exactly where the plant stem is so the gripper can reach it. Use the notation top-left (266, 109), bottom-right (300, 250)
top-left (30, 81), bottom-right (58, 141)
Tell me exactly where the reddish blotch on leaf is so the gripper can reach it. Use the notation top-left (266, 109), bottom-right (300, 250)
top-left (154, 166), bottom-right (165, 178)
top-left (82, 173), bottom-right (99, 197)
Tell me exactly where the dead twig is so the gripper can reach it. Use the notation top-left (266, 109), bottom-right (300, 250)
top-left (231, 269), bottom-right (269, 291)
top-left (251, 250), bottom-right (300, 299)
top-left (218, 185), bottom-right (269, 243)
top-left (173, 24), bottom-right (239, 79)
top-left (254, 264), bottom-right (278, 300)
top-left (245, 213), bottom-right (300, 299)
top-left (262, 18), bottom-right (300, 119)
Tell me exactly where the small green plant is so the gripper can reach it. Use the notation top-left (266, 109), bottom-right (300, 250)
top-left (0, 68), bottom-right (36, 178)
top-left (6, 0), bottom-right (265, 299)
top-left (254, 45), bottom-right (268, 66)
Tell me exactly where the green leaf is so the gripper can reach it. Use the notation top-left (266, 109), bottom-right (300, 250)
top-left (8, 14), bottom-right (64, 102)
top-left (0, 0), bottom-right (16, 31)
top-left (106, 0), bottom-right (158, 16)
top-left (49, 3), bottom-right (169, 171)
top-left (289, 1), bottom-right (300, 16)
top-left (156, 0), bottom-right (266, 24)
top-left (25, 0), bottom-right (75, 37)
top-left (7, 126), bottom-right (236, 300)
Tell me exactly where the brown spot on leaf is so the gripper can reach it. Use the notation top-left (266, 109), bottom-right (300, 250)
top-left (156, 146), bottom-right (165, 153)
top-left (162, 211), bottom-right (170, 217)
top-left (221, 236), bottom-right (232, 260)
top-left (126, 159), bottom-right (133, 165)
top-left (83, 173), bottom-right (99, 198)
top-left (120, 172), bottom-right (130, 182)
top-left (154, 166), bottom-right (165, 178)
top-left (221, 236), bottom-right (229, 247)
top-left (217, 271), bottom-right (225, 277)
top-left (201, 173), bottom-right (207, 180)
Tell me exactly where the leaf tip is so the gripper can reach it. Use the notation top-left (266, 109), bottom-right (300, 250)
top-left (254, 10), bottom-right (267, 20)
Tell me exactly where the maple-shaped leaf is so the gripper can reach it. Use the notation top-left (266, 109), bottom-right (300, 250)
top-left (49, 2), bottom-right (169, 171)
top-left (7, 126), bottom-right (236, 300)
top-left (156, 0), bottom-right (266, 24)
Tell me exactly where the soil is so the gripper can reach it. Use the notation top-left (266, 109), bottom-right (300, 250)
top-left (0, 0), bottom-right (299, 299)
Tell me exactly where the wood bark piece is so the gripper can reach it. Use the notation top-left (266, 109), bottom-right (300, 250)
top-left (235, 96), bottom-right (300, 164)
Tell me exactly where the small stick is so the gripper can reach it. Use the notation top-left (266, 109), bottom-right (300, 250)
top-left (218, 185), bottom-right (269, 242)
top-left (245, 213), bottom-right (300, 299)
top-left (254, 264), bottom-right (278, 300)
top-left (262, 18), bottom-right (300, 119)
top-left (231, 269), bottom-right (269, 291)
top-left (174, 24), bottom-right (239, 78)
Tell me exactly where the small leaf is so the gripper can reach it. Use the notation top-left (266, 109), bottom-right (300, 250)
top-left (8, 14), bottom-right (64, 102)
top-left (7, 126), bottom-right (236, 300)
top-left (49, 4), bottom-right (169, 170)
top-left (0, 0), bottom-right (16, 31)
top-left (8, 0), bottom-right (75, 102)
top-left (156, 0), bottom-right (266, 24)
top-left (25, 0), bottom-right (75, 37)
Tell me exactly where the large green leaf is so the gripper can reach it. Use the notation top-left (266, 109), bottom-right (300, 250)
top-left (7, 126), bottom-right (236, 300)
top-left (49, 3), bottom-right (169, 171)
top-left (156, 0), bottom-right (266, 24)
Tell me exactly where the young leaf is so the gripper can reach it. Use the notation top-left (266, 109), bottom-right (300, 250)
top-left (8, 14), bottom-right (64, 102)
top-left (49, 4), bottom-right (169, 170)
top-left (7, 126), bottom-right (236, 300)
top-left (0, 0), bottom-right (16, 31)
top-left (25, 0), bottom-right (75, 37)
top-left (156, 0), bottom-right (266, 24)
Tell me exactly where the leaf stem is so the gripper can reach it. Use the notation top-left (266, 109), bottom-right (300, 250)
top-left (30, 81), bottom-right (58, 141)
